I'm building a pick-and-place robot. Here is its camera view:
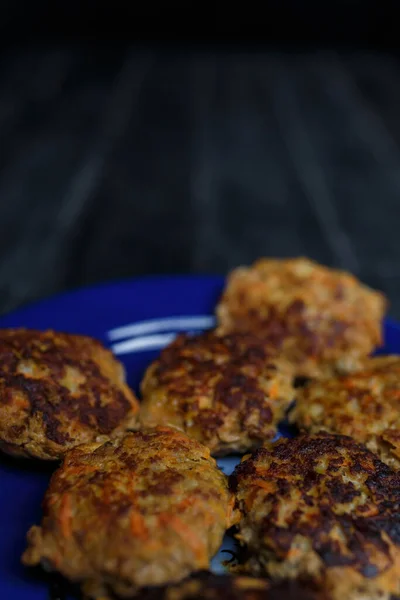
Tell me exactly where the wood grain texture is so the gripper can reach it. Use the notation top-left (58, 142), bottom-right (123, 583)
top-left (0, 46), bottom-right (399, 317)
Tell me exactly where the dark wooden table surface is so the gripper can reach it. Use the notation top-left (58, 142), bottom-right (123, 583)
top-left (1, 44), bottom-right (400, 317)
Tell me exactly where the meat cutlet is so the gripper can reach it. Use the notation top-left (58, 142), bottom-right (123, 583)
top-left (216, 257), bottom-right (386, 378)
top-left (22, 427), bottom-right (237, 599)
top-left (291, 355), bottom-right (400, 470)
top-left (140, 331), bottom-right (293, 456)
top-left (0, 328), bottom-right (139, 460)
top-left (231, 432), bottom-right (400, 600)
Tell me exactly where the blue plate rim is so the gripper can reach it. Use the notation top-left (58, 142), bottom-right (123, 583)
top-left (1, 274), bottom-right (399, 336)
top-left (0, 274), bottom-right (225, 325)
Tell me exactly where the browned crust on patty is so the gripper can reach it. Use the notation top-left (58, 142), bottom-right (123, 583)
top-left (291, 356), bottom-right (400, 470)
top-left (22, 427), bottom-right (237, 598)
top-left (231, 432), bottom-right (400, 600)
top-left (139, 573), bottom-right (271, 600)
top-left (216, 258), bottom-right (386, 378)
top-left (0, 328), bottom-right (139, 460)
top-left (140, 331), bottom-right (294, 456)
top-left (139, 572), bottom-right (329, 600)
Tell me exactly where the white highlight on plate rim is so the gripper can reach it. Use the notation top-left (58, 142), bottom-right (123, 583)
top-left (111, 333), bottom-right (178, 355)
top-left (108, 315), bottom-right (216, 341)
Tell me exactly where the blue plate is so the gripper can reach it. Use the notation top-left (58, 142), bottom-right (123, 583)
top-left (0, 275), bottom-right (399, 599)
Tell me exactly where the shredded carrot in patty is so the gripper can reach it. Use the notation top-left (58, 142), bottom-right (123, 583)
top-left (66, 465), bottom-right (97, 477)
top-left (244, 481), bottom-right (275, 511)
top-left (269, 382), bottom-right (280, 398)
top-left (287, 547), bottom-right (303, 559)
top-left (227, 496), bottom-right (240, 527)
top-left (13, 395), bottom-right (29, 409)
top-left (158, 513), bottom-right (208, 564)
top-left (59, 494), bottom-right (72, 539)
top-left (253, 479), bottom-right (276, 493)
top-left (130, 510), bottom-right (148, 540)
top-left (176, 496), bottom-right (196, 511)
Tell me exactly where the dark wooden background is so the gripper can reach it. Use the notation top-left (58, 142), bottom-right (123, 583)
top-left (1, 4), bottom-right (400, 317)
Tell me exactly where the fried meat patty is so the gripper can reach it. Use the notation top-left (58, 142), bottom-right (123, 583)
top-left (291, 356), bottom-right (400, 470)
top-left (216, 258), bottom-right (386, 378)
top-left (140, 331), bottom-right (293, 455)
top-left (140, 572), bottom-right (327, 600)
top-left (231, 432), bottom-right (400, 600)
top-left (0, 328), bottom-right (139, 460)
top-left (22, 427), bottom-right (237, 598)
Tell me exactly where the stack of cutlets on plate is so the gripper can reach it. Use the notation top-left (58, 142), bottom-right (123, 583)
top-left (2, 257), bottom-right (400, 600)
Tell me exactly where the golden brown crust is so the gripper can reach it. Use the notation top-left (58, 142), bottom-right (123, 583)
top-left (231, 432), bottom-right (400, 600)
top-left (140, 331), bottom-right (294, 456)
top-left (22, 427), bottom-right (237, 598)
top-left (0, 328), bottom-right (139, 460)
top-left (216, 258), bottom-right (386, 378)
top-left (139, 572), bottom-right (328, 600)
top-left (291, 356), bottom-right (400, 470)
top-left (139, 573), bottom-right (270, 600)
